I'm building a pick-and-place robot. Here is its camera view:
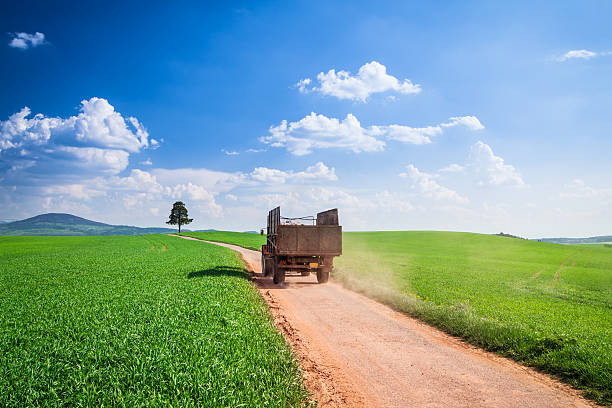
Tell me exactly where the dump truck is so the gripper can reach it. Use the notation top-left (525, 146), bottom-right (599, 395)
top-left (261, 207), bottom-right (342, 284)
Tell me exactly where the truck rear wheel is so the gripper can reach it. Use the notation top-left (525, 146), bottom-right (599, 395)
top-left (316, 268), bottom-right (330, 284)
top-left (263, 256), bottom-right (272, 276)
top-left (273, 258), bottom-right (285, 284)
top-left (261, 253), bottom-right (266, 276)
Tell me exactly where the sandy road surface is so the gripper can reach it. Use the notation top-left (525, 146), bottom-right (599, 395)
top-left (174, 235), bottom-right (597, 407)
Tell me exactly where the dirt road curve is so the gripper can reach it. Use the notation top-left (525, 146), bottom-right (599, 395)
top-left (176, 236), bottom-right (597, 408)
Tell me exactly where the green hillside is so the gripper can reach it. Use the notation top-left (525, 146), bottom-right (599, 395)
top-left (334, 231), bottom-right (612, 405)
top-left (0, 235), bottom-right (309, 406)
top-left (0, 213), bottom-right (176, 236)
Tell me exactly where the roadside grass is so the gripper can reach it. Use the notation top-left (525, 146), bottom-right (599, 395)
top-left (181, 231), bottom-right (266, 251)
top-left (334, 231), bottom-right (612, 406)
top-left (0, 235), bottom-right (310, 407)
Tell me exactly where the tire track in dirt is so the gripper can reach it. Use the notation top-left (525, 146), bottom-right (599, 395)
top-left (171, 235), bottom-right (600, 408)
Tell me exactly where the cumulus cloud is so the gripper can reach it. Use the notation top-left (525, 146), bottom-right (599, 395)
top-left (441, 116), bottom-right (484, 131)
top-left (251, 162), bottom-right (337, 183)
top-left (400, 164), bottom-right (468, 204)
top-left (261, 113), bottom-right (385, 155)
top-left (469, 141), bottom-right (525, 186)
top-left (0, 98), bottom-right (151, 181)
top-left (440, 163), bottom-right (465, 173)
top-left (261, 113), bottom-right (483, 155)
top-left (556, 49), bottom-right (598, 61)
top-left (95, 168), bottom-right (225, 216)
top-left (8, 32), bottom-right (45, 49)
top-left (297, 61), bottom-right (421, 102)
top-left (1, 98), bottom-right (150, 153)
top-left (253, 186), bottom-right (363, 213)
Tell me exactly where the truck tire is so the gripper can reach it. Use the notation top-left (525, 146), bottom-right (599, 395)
top-left (261, 253), bottom-right (266, 276)
top-left (273, 258), bottom-right (285, 284)
top-left (316, 268), bottom-right (330, 284)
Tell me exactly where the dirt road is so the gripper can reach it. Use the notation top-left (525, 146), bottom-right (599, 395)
top-left (176, 236), bottom-right (597, 407)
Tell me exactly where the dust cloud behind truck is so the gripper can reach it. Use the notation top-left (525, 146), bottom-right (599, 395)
top-left (261, 207), bottom-right (342, 284)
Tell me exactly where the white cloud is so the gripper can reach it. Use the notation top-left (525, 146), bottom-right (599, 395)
top-left (372, 124), bottom-right (441, 145)
top-left (57, 146), bottom-right (130, 175)
top-left (250, 167), bottom-right (290, 184)
top-left (222, 149), bottom-right (239, 156)
top-left (90, 169), bottom-right (224, 216)
top-left (225, 194), bottom-right (238, 201)
top-left (246, 148), bottom-right (266, 153)
top-left (151, 167), bottom-right (245, 192)
top-left (0, 98), bottom-right (151, 180)
top-left (469, 141), bottom-right (525, 186)
top-left (261, 113), bottom-right (385, 155)
top-left (164, 182), bottom-right (222, 216)
top-left (262, 113), bottom-right (483, 155)
top-left (556, 49), bottom-right (598, 61)
top-left (71, 98), bottom-right (150, 152)
top-left (109, 169), bottom-right (163, 193)
top-left (252, 186), bottom-right (363, 213)
top-left (1, 98), bottom-right (150, 153)
top-left (400, 164), bottom-right (468, 204)
top-left (441, 116), bottom-right (484, 131)
top-left (140, 158), bottom-right (152, 165)
top-left (374, 190), bottom-right (414, 212)
top-left (42, 184), bottom-right (105, 201)
top-left (251, 162), bottom-right (337, 184)
top-left (297, 61), bottom-right (421, 102)
top-left (560, 179), bottom-right (612, 198)
top-left (296, 78), bottom-right (311, 93)
top-left (440, 163), bottom-right (465, 173)
top-left (8, 32), bottom-right (45, 49)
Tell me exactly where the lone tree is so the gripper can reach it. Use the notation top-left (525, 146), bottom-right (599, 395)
top-left (166, 201), bottom-right (193, 234)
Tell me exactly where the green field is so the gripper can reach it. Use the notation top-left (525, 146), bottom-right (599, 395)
top-left (334, 231), bottom-right (612, 405)
top-left (181, 231), bottom-right (266, 251)
top-left (0, 235), bottom-right (309, 407)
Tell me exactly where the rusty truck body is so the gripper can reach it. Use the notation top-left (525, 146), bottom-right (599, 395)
top-left (261, 207), bottom-right (342, 284)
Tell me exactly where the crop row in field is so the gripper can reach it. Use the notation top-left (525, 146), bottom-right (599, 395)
top-left (181, 231), bottom-right (266, 251)
top-left (0, 235), bottom-right (309, 407)
top-left (334, 231), bottom-right (612, 405)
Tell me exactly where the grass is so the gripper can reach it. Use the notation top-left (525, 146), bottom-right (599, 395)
top-left (0, 235), bottom-right (309, 407)
top-left (181, 231), bottom-right (267, 251)
top-left (334, 231), bottom-right (612, 406)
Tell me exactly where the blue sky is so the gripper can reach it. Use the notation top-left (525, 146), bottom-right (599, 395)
top-left (2, 1), bottom-right (611, 237)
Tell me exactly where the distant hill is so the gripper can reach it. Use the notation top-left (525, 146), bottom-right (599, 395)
top-left (537, 236), bottom-right (612, 245)
top-left (0, 213), bottom-right (177, 236)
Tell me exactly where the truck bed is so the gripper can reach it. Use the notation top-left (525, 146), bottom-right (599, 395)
top-left (276, 224), bottom-right (342, 256)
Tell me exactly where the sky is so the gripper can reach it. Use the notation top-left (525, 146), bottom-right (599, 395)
top-left (1, 1), bottom-right (611, 237)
